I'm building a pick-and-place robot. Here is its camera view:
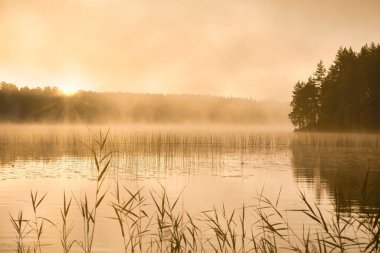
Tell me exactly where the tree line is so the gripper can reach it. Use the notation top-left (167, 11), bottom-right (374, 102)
top-left (0, 82), bottom-right (289, 124)
top-left (289, 43), bottom-right (380, 132)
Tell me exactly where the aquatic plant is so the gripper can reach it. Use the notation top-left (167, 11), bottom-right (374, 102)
top-left (8, 130), bottom-right (380, 253)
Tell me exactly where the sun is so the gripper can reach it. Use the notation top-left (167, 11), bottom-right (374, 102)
top-left (59, 81), bottom-right (84, 96)
top-left (61, 86), bottom-right (78, 96)
top-left (57, 75), bottom-right (89, 96)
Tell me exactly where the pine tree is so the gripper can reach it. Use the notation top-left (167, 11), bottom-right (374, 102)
top-left (290, 43), bottom-right (380, 132)
top-left (313, 60), bottom-right (326, 89)
top-left (289, 81), bottom-right (306, 130)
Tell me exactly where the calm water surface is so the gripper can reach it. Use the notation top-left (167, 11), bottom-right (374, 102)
top-left (0, 125), bottom-right (379, 252)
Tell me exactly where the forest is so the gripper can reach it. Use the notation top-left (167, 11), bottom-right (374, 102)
top-left (289, 42), bottom-right (380, 132)
top-left (0, 82), bottom-right (289, 124)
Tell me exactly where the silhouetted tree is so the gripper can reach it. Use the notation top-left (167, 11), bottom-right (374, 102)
top-left (289, 78), bottom-right (320, 130)
top-left (290, 42), bottom-right (380, 132)
top-left (289, 81), bottom-right (307, 130)
top-left (313, 60), bottom-right (326, 89)
top-left (0, 82), bottom-right (290, 124)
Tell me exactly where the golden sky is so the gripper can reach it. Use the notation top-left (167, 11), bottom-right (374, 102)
top-left (1, 0), bottom-right (380, 100)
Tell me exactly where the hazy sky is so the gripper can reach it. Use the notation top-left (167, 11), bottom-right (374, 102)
top-left (1, 0), bottom-right (380, 100)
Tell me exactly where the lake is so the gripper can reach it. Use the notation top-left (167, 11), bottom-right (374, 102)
top-left (0, 124), bottom-right (379, 252)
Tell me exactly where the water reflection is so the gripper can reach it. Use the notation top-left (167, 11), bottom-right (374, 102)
top-left (292, 146), bottom-right (380, 211)
top-left (0, 128), bottom-right (291, 181)
top-left (1, 129), bottom-right (380, 212)
top-left (1, 128), bottom-right (380, 252)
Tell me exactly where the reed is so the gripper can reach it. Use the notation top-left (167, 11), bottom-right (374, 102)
top-left (9, 191), bottom-right (54, 253)
top-left (74, 129), bottom-right (112, 253)
top-left (10, 210), bottom-right (30, 253)
top-left (8, 129), bottom-right (380, 253)
top-left (29, 191), bottom-right (52, 253)
top-left (110, 182), bottom-right (151, 253)
top-left (10, 174), bottom-right (380, 253)
top-left (60, 192), bottom-right (74, 253)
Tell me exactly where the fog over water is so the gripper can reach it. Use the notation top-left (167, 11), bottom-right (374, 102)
top-left (0, 125), bottom-right (379, 252)
top-left (1, 1), bottom-right (380, 252)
